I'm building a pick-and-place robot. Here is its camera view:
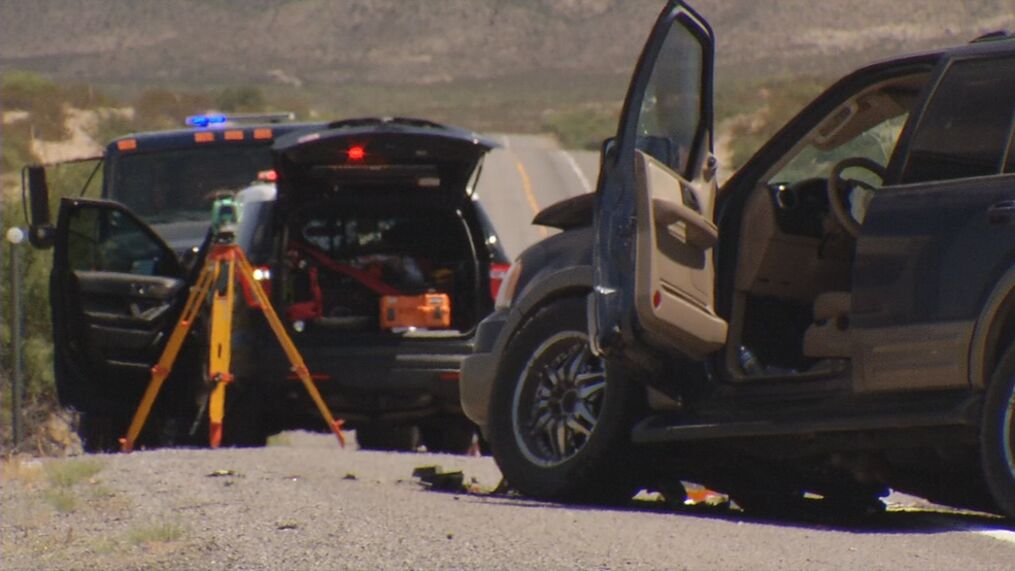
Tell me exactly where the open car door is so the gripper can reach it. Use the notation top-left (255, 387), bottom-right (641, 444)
top-left (51, 198), bottom-right (193, 416)
top-left (591, 1), bottom-right (726, 362)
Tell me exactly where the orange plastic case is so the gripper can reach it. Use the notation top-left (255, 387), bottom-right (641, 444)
top-left (380, 293), bottom-right (451, 330)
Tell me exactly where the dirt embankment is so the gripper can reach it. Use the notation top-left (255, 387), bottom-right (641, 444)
top-left (2, 1), bottom-right (1012, 86)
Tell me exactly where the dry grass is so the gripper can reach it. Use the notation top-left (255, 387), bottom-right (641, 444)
top-left (126, 520), bottom-right (186, 546)
top-left (44, 458), bottom-right (105, 488)
top-left (42, 488), bottom-right (77, 513)
top-left (2, 456), bottom-right (46, 485)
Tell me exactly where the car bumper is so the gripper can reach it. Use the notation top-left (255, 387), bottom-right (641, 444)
top-left (460, 309), bottom-right (509, 430)
top-left (243, 332), bottom-right (474, 425)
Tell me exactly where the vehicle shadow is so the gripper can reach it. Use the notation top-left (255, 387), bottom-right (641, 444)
top-left (449, 488), bottom-right (1012, 535)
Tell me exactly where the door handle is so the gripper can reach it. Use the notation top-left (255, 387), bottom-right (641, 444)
top-left (988, 201), bottom-right (1015, 226)
top-left (652, 197), bottom-right (718, 249)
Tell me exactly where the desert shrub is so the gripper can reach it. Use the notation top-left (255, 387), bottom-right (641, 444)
top-left (1, 71), bottom-right (69, 140)
top-left (1, 120), bottom-right (36, 171)
top-left (216, 86), bottom-right (267, 113)
top-left (542, 105), bottom-right (619, 150)
top-left (135, 88), bottom-right (213, 128)
top-left (717, 75), bottom-right (831, 170)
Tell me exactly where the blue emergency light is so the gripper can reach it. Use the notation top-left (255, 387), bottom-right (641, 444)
top-left (186, 113), bottom-right (229, 128)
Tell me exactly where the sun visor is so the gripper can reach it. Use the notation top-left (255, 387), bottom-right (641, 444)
top-left (272, 123), bottom-right (496, 203)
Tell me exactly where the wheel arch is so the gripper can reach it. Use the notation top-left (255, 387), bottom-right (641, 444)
top-left (503, 265), bottom-right (592, 343)
top-left (970, 265), bottom-right (1015, 388)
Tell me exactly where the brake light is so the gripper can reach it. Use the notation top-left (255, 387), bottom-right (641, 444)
top-left (347, 145), bottom-right (365, 161)
top-left (257, 169), bottom-right (278, 182)
top-left (494, 261), bottom-right (522, 310)
top-left (489, 262), bottom-right (511, 300)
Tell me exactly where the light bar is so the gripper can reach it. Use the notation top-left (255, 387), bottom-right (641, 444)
top-left (185, 113), bottom-right (228, 128)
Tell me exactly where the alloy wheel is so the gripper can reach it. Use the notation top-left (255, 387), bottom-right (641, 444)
top-left (511, 331), bottom-right (605, 467)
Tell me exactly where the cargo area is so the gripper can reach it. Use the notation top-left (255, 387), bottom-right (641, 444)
top-left (280, 198), bottom-right (482, 339)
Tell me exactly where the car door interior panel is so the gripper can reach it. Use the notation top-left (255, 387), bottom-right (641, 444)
top-left (634, 150), bottom-right (727, 358)
top-left (55, 198), bottom-right (188, 376)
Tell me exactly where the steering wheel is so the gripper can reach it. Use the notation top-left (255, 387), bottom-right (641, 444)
top-left (827, 157), bottom-right (886, 238)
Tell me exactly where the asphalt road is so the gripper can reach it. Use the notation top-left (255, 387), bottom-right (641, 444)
top-left (474, 134), bottom-right (599, 259)
top-left (4, 432), bottom-right (1013, 570)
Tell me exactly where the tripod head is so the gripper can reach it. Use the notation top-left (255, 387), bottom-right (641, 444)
top-left (210, 194), bottom-right (238, 244)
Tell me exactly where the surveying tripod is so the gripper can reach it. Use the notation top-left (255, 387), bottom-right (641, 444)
top-left (119, 233), bottom-right (346, 452)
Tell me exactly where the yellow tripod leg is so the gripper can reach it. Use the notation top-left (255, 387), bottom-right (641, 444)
top-left (120, 261), bottom-right (216, 453)
top-left (234, 250), bottom-right (346, 447)
top-left (207, 252), bottom-right (236, 448)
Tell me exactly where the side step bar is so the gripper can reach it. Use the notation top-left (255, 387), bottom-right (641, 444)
top-left (631, 394), bottom-right (982, 444)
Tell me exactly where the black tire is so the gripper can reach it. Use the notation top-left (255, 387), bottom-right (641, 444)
top-left (487, 297), bottom-right (642, 503)
top-left (220, 385), bottom-right (268, 448)
top-left (356, 425), bottom-right (420, 452)
top-left (420, 417), bottom-right (477, 454)
top-left (78, 412), bottom-right (123, 453)
top-left (982, 343), bottom-right (1015, 520)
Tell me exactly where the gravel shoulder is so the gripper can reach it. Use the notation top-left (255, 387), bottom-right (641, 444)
top-left (3, 432), bottom-right (1014, 571)
top-left (2, 432), bottom-right (503, 571)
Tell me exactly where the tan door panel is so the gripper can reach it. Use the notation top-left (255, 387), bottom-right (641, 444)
top-left (634, 150), bottom-right (727, 359)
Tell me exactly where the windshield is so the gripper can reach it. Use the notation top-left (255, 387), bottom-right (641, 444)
top-left (766, 72), bottom-right (931, 187)
top-left (106, 145), bottom-right (273, 225)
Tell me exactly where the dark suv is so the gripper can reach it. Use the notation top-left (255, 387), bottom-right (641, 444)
top-left (462, 1), bottom-right (1015, 519)
top-left (32, 117), bottom-right (506, 453)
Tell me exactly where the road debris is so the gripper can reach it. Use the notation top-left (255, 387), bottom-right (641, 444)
top-left (206, 469), bottom-right (241, 478)
top-left (412, 465), bottom-right (511, 496)
top-left (412, 465), bottom-right (465, 492)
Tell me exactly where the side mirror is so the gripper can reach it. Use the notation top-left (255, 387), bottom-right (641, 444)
top-left (24, 165), bottom-right (55, 249)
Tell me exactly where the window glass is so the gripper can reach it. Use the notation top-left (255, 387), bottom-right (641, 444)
top-left (67, 205), bottom-right (171, 276)
top-left (902, 56), bottom-right (1015, 184)
top-left (109, 145), bottom-right (273, 225)
top-left (635, 19), bottom-right (705, 176)
top-left (771, 114), bottom-right (908, 187)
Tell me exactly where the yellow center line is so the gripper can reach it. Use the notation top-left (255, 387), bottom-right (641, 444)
top-left (515, 159), bottom-right (548, 237)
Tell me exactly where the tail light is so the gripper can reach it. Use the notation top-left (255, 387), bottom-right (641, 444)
top-left (347, 145), bottom-right (366, 161)
top-left (494, 261), bottom-right (523, 310)
top-left (489, 262), bottom-right (511, 300)
top-left (240, 265), bottom-right (273, 308)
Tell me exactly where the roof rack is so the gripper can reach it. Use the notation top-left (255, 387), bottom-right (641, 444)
top-left (226, 112), bottom-right (296, 124)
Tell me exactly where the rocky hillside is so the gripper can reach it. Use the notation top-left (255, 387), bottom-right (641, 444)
top-left (1, 0), bottom-right (1012, 87)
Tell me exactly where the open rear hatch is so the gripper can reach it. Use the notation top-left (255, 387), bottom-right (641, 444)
top-left (273, 117), bottom-right (495, 207)
top-left (272, 118), bottom-right (497, 340)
